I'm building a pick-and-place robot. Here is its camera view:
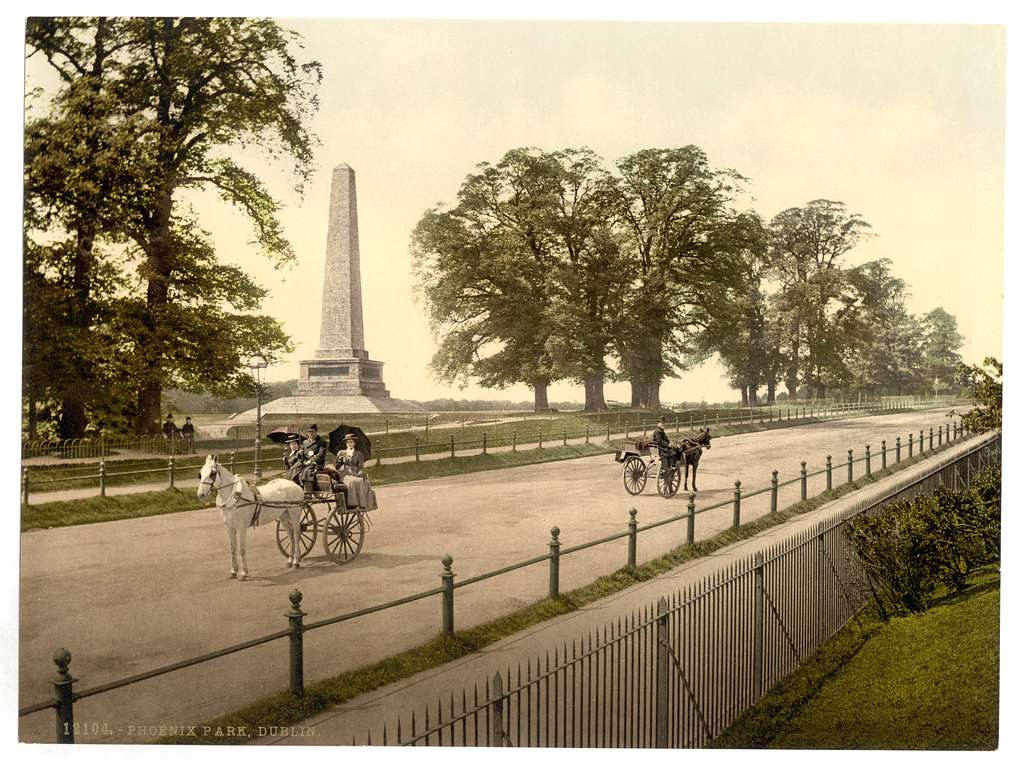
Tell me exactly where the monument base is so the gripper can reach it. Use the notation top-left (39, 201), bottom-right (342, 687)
top-left (297, 353), bottom-right (389, 397)
top-left (245, 394), bottom-right (425, 418)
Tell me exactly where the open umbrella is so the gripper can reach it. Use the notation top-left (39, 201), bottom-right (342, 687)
top-left (266, 426), bottom-right (304, 444)
top-left (328, 424), bottom-right (372, 459)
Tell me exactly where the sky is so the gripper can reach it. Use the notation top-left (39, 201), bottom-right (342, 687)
top-left (20, 17), bottom-right (1006, 407)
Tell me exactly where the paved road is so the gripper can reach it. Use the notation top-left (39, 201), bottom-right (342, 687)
top-left (18, 408), bottom-right (959, 742)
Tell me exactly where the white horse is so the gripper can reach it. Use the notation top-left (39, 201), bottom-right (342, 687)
top-left (197, 454), bottom-right (306, 580)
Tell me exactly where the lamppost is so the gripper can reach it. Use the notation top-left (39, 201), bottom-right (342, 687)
top-left (248, 355), bottom-right (268, 480)
top-left (933, 376), bottom-right (940, 404)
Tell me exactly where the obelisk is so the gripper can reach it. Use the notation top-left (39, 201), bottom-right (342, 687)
top-left (296, 163), bottom-right (388, 397)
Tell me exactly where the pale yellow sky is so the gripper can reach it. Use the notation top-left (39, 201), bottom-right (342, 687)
top-left (24, 20), bottom-right (1006, 404)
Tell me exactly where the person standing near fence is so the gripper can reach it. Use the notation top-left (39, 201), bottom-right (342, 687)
top-left (180, 417), bottom-right (195, 454)
top-left (162, 413), bottom-right (181, 454)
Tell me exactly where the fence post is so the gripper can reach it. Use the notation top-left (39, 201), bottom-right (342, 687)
top-left (847, 449), bottom-right (853, 483)
top-left (450, 434), bottom-right (455, 459)
top-left (908, 433), bottom-right (914, 458)
top-left (800, 462), bottom-right (807, 500)
top-left (482, 433), bottom-right (487, 455)
top-left (946, 423), bottom-right (950, 444)
top-left (627, 509), bottom-right (637, 568)
top-left (585, 424), bottom-right (589, 444)
top-left (22, 468), bottom-right (29, 506)
top-left (512, 429), bottom-right (517, 452)
top-left (919, 430), bottom-right (924, 455)
top-left (99, 461), bottom-right (106, 497)
top-left (825, 456), bottom-right (832, 491)
top-left (733, 480), bottom-right (742, 527)
top-left (687, 493), bottom-right (696, 544)
top-left (441, 555), bottom-right (455, 636)
top-left (606, 424), bottom-right (611, 443)
top-left (865, 445), bottom-right (871, 477)
top-left (53, 648), bottom-right (75, 743)
top-left (286, 590), bottom-right (305, 698)
top-left (896, 437), bottom-right (901, 463)
top-left (490, 672), bottom-right (505, 746)
top-left (689, 416), bottom-right (693, 431)
top-left (881, 440), bottom-right (887, 471)
top-left (562, 426), bottom-right (567, 446)
top-left (655, 596), bottom-right (670, 748)
top-left (538, 428), bottom-right (543, 449)
top-left (168, 456), bottom-right (175, 489)
top-left (415, 438), bottom-right (420, 462)
top-left (929, 427), bottom-right (934, 452)
top-left (753, 551), bottom-right (765, 699)
top-left (770, 471), bottom-right (779, 512)
top-left (548, 527), bottom-right (560, 600)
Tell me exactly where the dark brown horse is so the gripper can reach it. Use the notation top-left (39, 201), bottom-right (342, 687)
top-left (675, 428), bottom-right (712, 492)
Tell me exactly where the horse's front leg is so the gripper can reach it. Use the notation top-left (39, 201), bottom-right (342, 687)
top-left (238, 525), bottom-right (249, 581)
top-left (692, 462), bottom-right (699, 493)
top-left (683, 463), bottom-right (690, 491)
top-left (228, 528), bottom-right (239, 577)
top-left (289, 510), bottom-right (302, 568)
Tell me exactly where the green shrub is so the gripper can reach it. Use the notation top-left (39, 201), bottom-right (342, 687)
top-left (846, 466), bottom-right (1001, 616)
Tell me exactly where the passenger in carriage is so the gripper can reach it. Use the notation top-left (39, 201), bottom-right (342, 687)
top-left (298, 424), bottom-right (327, 492)
top-left (283, 435), bottom-right (305, 485)
top-left (335, 433), bottom-right (373, 510)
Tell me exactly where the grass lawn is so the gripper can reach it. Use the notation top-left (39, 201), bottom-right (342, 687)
top-left (716, 567), bottom-right (1000, 750)
top-left (21, 489), bottom-right (212, 532)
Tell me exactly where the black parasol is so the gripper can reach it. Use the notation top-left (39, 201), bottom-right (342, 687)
top-left (266, 426), bottom-right (304, 444)
top-left (328, 424), bottom-right (372, 459)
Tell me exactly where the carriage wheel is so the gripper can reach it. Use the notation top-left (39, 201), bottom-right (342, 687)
top-left (623, 457), bottom-right (647, 495)
top-left (323, 508), bottom-right (366, 564)
top-left (276, 504), bottom-right (319, 560)
top-left (657, 466), bottom-right (682, 498)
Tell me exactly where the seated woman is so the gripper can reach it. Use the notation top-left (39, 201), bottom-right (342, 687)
top-left (335, 433), bottom-right (374, 510)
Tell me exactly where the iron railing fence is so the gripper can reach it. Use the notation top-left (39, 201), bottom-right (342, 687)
top-left (21, 398), bottom-right (968, 503)
top-left (19, 422), bottom-right (990, 742)
top-left (385, 432), bottom-right (1001, 747)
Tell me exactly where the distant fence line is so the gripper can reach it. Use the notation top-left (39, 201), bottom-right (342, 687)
top-left (21, 398), bottom-right (966, 503)
top-left (19, 416), bottom-right (982, 743)
top-left (21, 397), bottom-right (963, 462)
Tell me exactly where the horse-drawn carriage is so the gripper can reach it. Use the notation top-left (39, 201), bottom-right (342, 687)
top-left (614, 428), bottom-right (712, 498)
top-left (275, 469), bottom-right (374, 565)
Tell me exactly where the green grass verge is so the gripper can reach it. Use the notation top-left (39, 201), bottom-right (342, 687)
top-left (154, 442), bottom-right (960, 744)
top-left (21, 489), bottom-right (212, 532)
top-left (715, 567), bottom-right (1000, 750)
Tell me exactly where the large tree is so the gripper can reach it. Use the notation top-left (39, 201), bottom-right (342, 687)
top-left (26, 17), bottom-right (321, 434)
top-left (411, 148), bottom-right (563, 411)
top-left (607, 147), bottom-right (744, 408)
top-left (921, 307), bottom-right (964, 390)
top-left (767, 199), bottom-right (873, 398)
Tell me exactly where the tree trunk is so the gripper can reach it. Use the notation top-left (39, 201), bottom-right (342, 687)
top-left (740, 386), bottom-right (749, 406)
top-left (137, 180), bottom-right (175, 435)
top-left (646, 380), bottom-right (661, 411)
top-left (626, 380), bottom-right (643, 409)
top-left (583, 374), bottom-right (607, 412)
top-left (767, 380), bottom-right (776, 404)
top-left (532, 379), bottom-right (550, 412)
top-left (747, 384), bottom-right (758, 406)
top-left (815, 383), bottom-right (826, 399)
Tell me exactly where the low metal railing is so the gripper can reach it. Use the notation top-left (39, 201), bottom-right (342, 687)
top-left (19, 416), bottom-right (980, 742)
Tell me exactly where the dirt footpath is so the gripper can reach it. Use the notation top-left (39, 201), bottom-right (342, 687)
top-left (18, 408), bottom-right (959, 743)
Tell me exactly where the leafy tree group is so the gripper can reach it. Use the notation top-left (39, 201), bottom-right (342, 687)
top-left (413, 148), bottom-right (968, 411)
top-left (24, 17), bottom-right (322, 436)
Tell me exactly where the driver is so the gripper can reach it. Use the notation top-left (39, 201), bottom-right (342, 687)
top-left (652, 416), bottom-right (672, 481)
top-left (283, 435), bottom-right (304, 484)
top-left (298, 423), bottom-right (327, 492)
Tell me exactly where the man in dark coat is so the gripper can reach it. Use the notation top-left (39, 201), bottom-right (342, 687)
top-left (652, 416), bottom-right (672, 481)
top-left (180, 417), bottom-right (196, 454)
top-left (298, 424), bottom-right (327, 492)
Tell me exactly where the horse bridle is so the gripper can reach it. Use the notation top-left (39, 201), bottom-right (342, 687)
top-left (199, 462), bottom-right (236, 493)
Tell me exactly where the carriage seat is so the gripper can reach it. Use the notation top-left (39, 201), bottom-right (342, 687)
top-left (314, 473), bottom-right (334, 493)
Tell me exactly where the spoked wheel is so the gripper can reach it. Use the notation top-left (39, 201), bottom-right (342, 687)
top-left (276, 504), bottom-right (319, 559)
top-left (657, 466), bottom-right (682, 498)
top-left (323, 508), bottom-right (366, 564)
top-left (623, 456), bottom-right (647, 495)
